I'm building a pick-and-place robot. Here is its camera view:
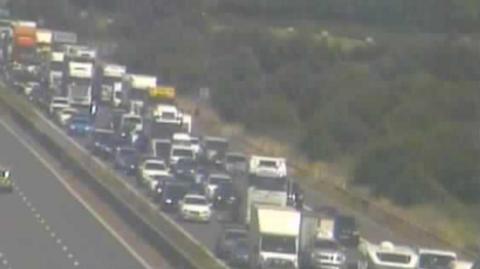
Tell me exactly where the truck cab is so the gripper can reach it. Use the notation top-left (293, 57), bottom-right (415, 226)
top-left (65, 61), bottom-right (93, 106)
top-left (48, 51), bottom-right (64, 93)
top-left (300, 211), bottom-right (346, 269)
top-left (244, 155), bottom-right (289, 224)
top-left (98, 63), bottom-right (126, 106)
top-left (250, 205), bottom-right (301, 269)
top-left (123, 74), bottom-right (156, 114)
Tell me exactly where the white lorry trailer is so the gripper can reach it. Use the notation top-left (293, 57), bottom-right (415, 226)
top-left (123, 74), bottom-right (156, 114)
top-left (249, 205), bottom-right (301, 269)
top-left (244, 155), bottom-right (289, 225)
top-left (98, 63), bottom-right (126, 106)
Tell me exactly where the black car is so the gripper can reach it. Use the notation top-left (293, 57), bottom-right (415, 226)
top-left (334, 215), bottom-right (359, 247)
top-left (212, 181), bottom-right (238, 209)
top-left (228, 239), bottom-right (250, 267)
top-left (215, 226), bottom-right (248, 259)
top-left (172, 158), bottom-right (197, 183)
top-left (150, 174), bottom-right (174, 198)
top-left (114, 146), bottom-right (139, 175)
top-left (89, 128), bottom-right (116, 159)
top-left (159, 181), bottom-right (189, 212)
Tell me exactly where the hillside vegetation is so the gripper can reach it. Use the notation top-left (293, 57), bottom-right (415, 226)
top-left (9, 0), bottom-right (480, 207)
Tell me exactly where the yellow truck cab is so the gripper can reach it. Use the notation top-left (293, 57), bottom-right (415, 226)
top-left (148, 85), bottom-right (176, 104)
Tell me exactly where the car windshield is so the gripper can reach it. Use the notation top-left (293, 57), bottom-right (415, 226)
top-left (314, 240), bottom-right (339, 250)
top-left (376, 253), bottom-right (412, 264)
top-left (177, 159), bottom-right (196, 168)
top-left (217, 182), bottom-right (233, 194)
top-left (120, 148), bottom-right (136, 157)
top-left (227, 155), bottom-right (246, 163)
top-left (419, 254), bottom-right (455, 269)
top-left (53, 99), bottom-right (68, 105)
top-left (144, 162), bottom-right (165, 170)
top-left (72, 117), bottom-right (89, 124)
top-left (225, 230), bottom-right (247, 240)
top-left (205, 139), bottom-right (227, 151)
top-left (70, 77), bottom-right (91, 87)
top-left (261, 235), bottom-right (296, 254)
top-left (124, 117), bottom-right (141, 125)
top-left (172, 149), bottom-right (193, 158)
top-left (94, 131), bottom-right (112, 141)
top-left (161, 111), bottom-right (176, 119)
top-left (184, 197), bottom-right (208, 205)
top-left (259, 160), bottom-right (277, 168)
top-left (209, 176), bottom-right (230, 185)
top-left (164, 184), bottom-right (187, 198)
top-left (249, 175), bottom-right (287, 191)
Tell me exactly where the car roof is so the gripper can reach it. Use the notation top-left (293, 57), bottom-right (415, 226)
top-left (184, 194), bottom-right (207, 199)
top-left (171, 145), bottom-right (194, 150)
top-left (204, 136), bottom-right (228, 142)
top-left (209, 173), bottom-right (231, 179)
top-left (144, 159), bottom-right (166, 165)
top-left (417, 248), bottom-right (457, 258)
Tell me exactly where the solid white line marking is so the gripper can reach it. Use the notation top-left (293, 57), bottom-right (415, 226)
top-left (45, 225), bottom-right (50, 231)
top-left (35, 213), bottom-right (40, 218)
top-left (0, 121), bottom-right (154, 269)
top-left (30, 207), bottom-right (36, 212)
top-left (18, 191), bottom-right (23, 197)
top-left (39, 218), bottom-right (45, 224)
top-left (68, 253), bottom-right (74, 259)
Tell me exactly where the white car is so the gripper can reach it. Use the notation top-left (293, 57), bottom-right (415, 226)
top-left (138, 159), bottom-right (170, 188)
top-left (55, 107), bottom-right (78, 127)
top-left (179, 194), bottom-right (212, 222)
top-left (169, 145), bottom-right (195, 166)
top-left (204, 173), bottom-right (232, 200)
top-left (49, 96), bottom-right (70, 115)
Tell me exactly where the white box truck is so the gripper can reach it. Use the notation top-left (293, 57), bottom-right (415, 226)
top-left (244, 155), bottom-right (289, 225)
top-left (123, 74), bottom-right (156, 114)
top-left (250, 205), bottom-right (301, 269)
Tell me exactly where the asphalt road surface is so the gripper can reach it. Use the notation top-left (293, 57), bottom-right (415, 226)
top-left (0, 119), bottom-right (148, 269)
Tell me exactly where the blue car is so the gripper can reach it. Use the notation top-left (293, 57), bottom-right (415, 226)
top-left (67, 115), bottom-right (93, 136)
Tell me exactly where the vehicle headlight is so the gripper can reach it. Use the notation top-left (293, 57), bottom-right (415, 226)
top-left (216, 196), bottom-right (222, 200)
top-left (94, 142), bottom-right (100, 147)
top-left (165, 199), bottom-right (172, 204)
top-left (130, 164), bottom-right (135, 169)
top-left (156, 187), bottom-right (162, 193)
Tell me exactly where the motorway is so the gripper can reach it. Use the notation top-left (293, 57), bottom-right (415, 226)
top-left (0, 118), bottom-right (149, 268)
top-left (0, 88), bottom-right (440, 269)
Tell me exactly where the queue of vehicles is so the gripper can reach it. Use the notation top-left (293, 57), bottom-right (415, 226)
top-left (0, 15), bottom-right (476, 269)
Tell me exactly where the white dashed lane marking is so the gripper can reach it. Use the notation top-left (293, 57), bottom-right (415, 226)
top-left (13, 185), bottom-right (81, 268)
